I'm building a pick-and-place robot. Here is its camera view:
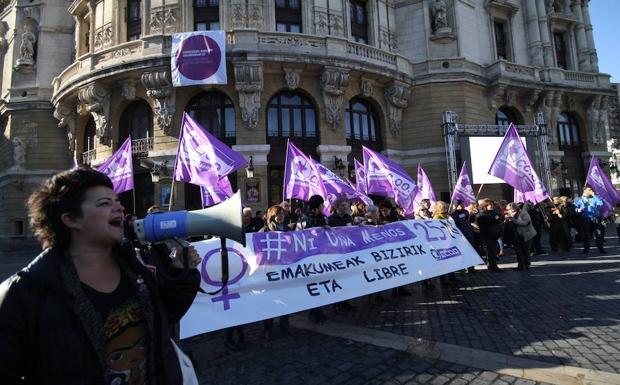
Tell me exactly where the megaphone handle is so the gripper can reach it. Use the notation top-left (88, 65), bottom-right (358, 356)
top-left (220, 237), bottom-right (229, 287)
top-left (207, 237), bottom-right (229, 296)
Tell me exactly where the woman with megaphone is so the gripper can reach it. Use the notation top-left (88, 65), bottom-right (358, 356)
top-left (0, 167), bottom-right (201, 385)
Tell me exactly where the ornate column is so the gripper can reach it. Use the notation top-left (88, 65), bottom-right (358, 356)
top-left (571, 0), bottom-right (590, 72)
top-left (580, 0), bottom-right (599, 71)
top-left (142, 0), bottom-right (151, 36)
top-left (234, 62), bottom-right (263, 130)
top-left (77, 82), bottom-right (112, 146)
top-left (383, 81), bottom-right (411, 139)
top-left (53, 103), bottom-right (78, 153)
top-left (320, 66), bottom-right (349, 131)
top-left (536, 0), bottom-right (553, 67)
top-left (525, 0), bottom-right (544, 66)
top-left (141, 69), bottom-right (175, 135)
top-left (87, 0), bottom-right (96, 54)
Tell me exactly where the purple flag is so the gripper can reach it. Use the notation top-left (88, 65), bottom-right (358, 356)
top-left (174, 112), bottom-right (247, 191)
top-left (488, 123), bottom-right (539, 193)
top-left (362, 146), bottom-right (419, 216)
top-left (174, 113), bottom-right (220, 188)
top-left (283, 140), bottom-right (325, 201)
top-left (450, 162), bottom-right (476, 208)
top-left (201, 177), bottom-right (234, 207)
top-left (586, 156), bottom-right (620, 217)
top-left (512, 173), bottom-right (549, 204)
top-left (414, 164), bottom-right (437, 207)
top-left (354, 158), bottom-right (368, 195)
top-left (97, 136), bottom-right (134, 194)
top-left (313, 159), bottom-right (372, 207)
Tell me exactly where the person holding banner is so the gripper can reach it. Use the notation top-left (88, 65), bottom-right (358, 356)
top-left (297, 195), bottom-right (330, 323)
top-left (0, 168), bottom-right (202, 385)
top-left (575, 186), bottom-right (606, 254)
top-left (259, 205), bottom-right (292, 339)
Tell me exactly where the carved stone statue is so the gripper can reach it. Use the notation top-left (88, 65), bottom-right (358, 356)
top-left (12, 137), bottom-right (26, 169)
top-left (18, 24), bottom-right (36, 65)
top-left (431, 0), bottom-right (449, 32)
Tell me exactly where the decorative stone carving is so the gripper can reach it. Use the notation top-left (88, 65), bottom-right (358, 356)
top-left (505, 89), bottom-right (519, 107)
top-left (320, 67), bottom-right (350, 131)
top-left (11, 137), bottom-right (26, 169)
top-left (360, 78), bottom-right (374, 98)
top-left (247, 3), bottom-right (264, 29)
top-left (231, 2), bottom-right (248, 29)
top-left (77, 82), bottom-right (112, 146)
top-left (94, 24), bottom-right (113, 50)
top-left (141, 69), bottom-right (175, 135)
top-left (384, 81), bottom-right (411, 139)
top-left (0, 21), bottom-right (8, 55)
top-left (314, 9), bottom-right (329, 35)
top-left (54, 103), bottom-right (78, 152)
top-left (487, 84), bottom-right (506, 110)
top-left (587, 95), bottom-right (603, 145)
top-left (15, 22), bottom-right (37, 71)
top-left (388, 31), bottom-right (398, 51)
top-left (150, 7), bottom-right (178, 34)
top-left (283, 68), bottom-right (300, 90)
top-left (329, 13), bottom-right (343, 36)
top-left (538, 91), bottom-right (560, 144)
top-left (234, 62), bottom-right (263, 130)
top-left (121, 79), bottom-right (137, 101)
top-left (522, 89), bottom-right (541, 113)
top-left (431, 0), bottom-right (450, 32)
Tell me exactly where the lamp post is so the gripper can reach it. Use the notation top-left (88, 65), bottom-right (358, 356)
top-left (246, 156), bottom-right (255, 179)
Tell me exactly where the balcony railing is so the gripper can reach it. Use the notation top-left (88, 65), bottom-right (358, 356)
top-left (131, 137), bottom-right (153, 159)
top-left (82, 148), bottom-right (96, 165)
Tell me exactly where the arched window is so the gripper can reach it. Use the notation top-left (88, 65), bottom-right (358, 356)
top-left (119, 100), bottom-right (153, 141)
top-left (186, 91), bottom-right (236, 146)
top-left (346, 98), bottom-right (381, 164)
top-left (349, 0), bottom-right (368, 44)
top-left (184, 91), bottom-right (237, 209)
top-left (266, 91), bottom-right (319, 205)
top-left (495, 106), bottom-right (519, 127)
top-left (557, 113), bottom-right (580, 148)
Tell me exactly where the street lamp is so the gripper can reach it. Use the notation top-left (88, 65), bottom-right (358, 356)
top-left (334, 156), bottom-right (345, 177)
top-left (246, 156), bottom-right (255, 179)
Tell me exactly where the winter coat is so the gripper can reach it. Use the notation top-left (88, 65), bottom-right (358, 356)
top-left (0, 241), bottom-right (200, 385)
top-left (511, 209), bottom-right (537, 242)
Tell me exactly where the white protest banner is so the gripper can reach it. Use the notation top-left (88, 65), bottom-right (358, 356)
top-left (171, 31), bottom-right (227, 87)
top-left (180, 220), bottom-right (483, 338)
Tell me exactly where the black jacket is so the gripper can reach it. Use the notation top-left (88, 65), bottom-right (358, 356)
top-left (0, 241), bottom-right (200, 385)
top-left (476, 210), bottom-right (503, 240)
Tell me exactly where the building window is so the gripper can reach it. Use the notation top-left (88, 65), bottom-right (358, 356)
top-left (553, 32), bottom-right (568, 70)
top-left (185, 91), bottom-right (236, 146)
top-left (127, 0), bottom-right (142, 41)
top-left (495, 107), bottom-right (518, 128)
top-left (345, 98), bottom-right (381, 164)
top-left (349, 0), bottom-right (368, 44)
top-left (557, 113), bottom-right (580, 148)
top-left (494, 20), bottom-right (509, 60)
top-left (275, 0), bottom-right (301, 33)
top-left (266, 91), bottom-right (319, 205)
top-left (194, 0), bottom-right (220, 31)
top-left (84, 117), bottom-right (96, 152)
top-left (119, 100), bottom-right (153, 140)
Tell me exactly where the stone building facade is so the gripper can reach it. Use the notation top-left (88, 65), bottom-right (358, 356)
top-left (0, 0), bottom-right (617, 250)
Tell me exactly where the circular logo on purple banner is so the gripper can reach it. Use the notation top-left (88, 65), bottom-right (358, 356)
top-left (175, 35), bottom-right (222, 81)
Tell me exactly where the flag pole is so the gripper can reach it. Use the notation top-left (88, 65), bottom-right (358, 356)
top-left (475, 183), bottom-right (484, 200)
top-left (132, 189), bottom-right (136, 214)
top-left (168, 180), bottom-right (175, 211)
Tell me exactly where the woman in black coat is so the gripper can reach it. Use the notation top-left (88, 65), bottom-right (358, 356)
top-left (0, 168), bottom-right (201, 385)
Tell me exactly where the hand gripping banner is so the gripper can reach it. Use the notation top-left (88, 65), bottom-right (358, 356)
top-left (180, 220), bottom-right (483, 338)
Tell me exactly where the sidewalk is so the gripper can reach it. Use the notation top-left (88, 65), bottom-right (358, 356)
top-left (182, 232), bottom-right (620, 384)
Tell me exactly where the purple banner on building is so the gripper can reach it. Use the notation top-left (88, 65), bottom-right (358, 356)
top-left (171, 31), bottom-right (227, 87)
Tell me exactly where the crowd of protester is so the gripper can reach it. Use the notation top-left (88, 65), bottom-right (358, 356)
top-left (220, 185), bottom-right (620, 348)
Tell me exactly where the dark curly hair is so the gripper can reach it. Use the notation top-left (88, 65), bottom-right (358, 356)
top-left (27, 167), bottom-right (113, 249)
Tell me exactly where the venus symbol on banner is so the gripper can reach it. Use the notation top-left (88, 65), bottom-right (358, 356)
top-left (590, 165), bottom-right (605, 188)
top-left (201, 247), bottom-right (249, 310)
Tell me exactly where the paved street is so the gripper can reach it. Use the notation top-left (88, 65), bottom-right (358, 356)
top-left (3, 231), bottom-right (620, 384)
